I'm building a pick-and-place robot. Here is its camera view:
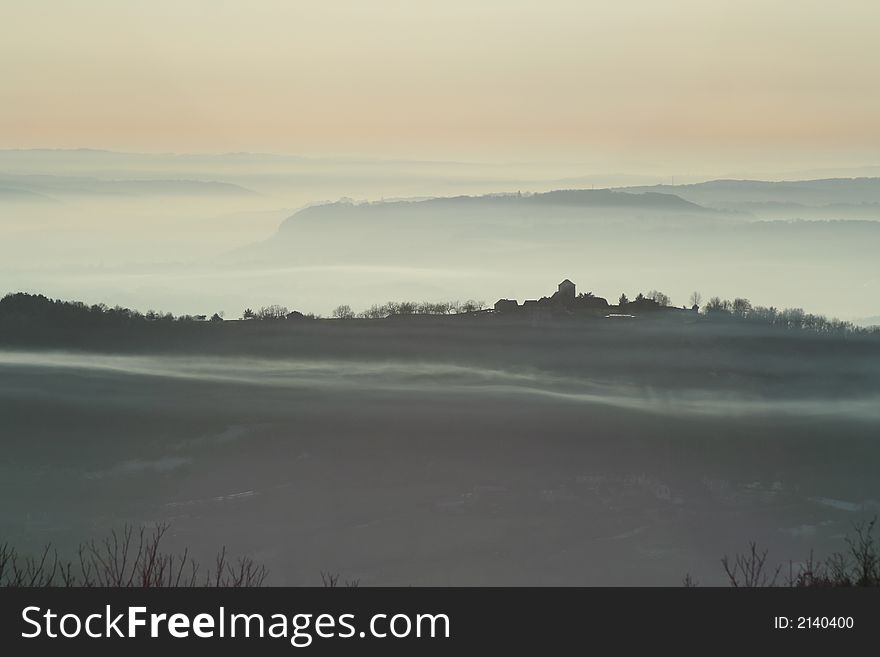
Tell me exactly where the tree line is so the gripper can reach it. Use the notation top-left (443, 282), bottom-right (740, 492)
top-left (0, 292), bottom-right (214, 327)
top-left (332, 300), bottom-right (486, 320)
top-left (612, 289), bottom-right (877, 337)
top-left (238, 300), bottom-right (487, 321)
top-left (700, 294), bottom-right (868, 334)
top-left (2, 291), bottom-right (876, 338)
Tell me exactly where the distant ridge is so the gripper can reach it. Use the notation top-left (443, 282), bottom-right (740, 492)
top-left (0, 173), bottom-right (259, 198)
top-left (280, 188), bottom-right (710, 230)
top-left (624, 177), bottom-right (880, 195)
top-left (620, 177), bottom-right (880, 212)
top-left (0, 187), bottom-right (62, 204)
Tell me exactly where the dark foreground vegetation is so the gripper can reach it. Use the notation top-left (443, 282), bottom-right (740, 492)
top-left (2, 291), bottom-right (879, 405)
top-left (1, 291), bottom-right (877, 349)
top-left (684, 519), bottom-right (880, 588)
top-left (2, 290), bottom-right (879, 585)
top-left (1, 524), bottom-right (267, 587)
top-left (4, 519), bottom-right (877, 587)
top-left (0, 523), bottom-right (370, 587)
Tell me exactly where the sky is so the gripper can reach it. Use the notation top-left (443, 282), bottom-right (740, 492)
top-left (2, 0), bottom-right (879, 172)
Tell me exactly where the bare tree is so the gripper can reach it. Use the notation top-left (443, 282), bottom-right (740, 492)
top-left (331, 304), bottom-right (354, 319)
top-left (1, 524), bottom-right (267, 588)
top-left (731, 298), bottom-right (752, 318)
top-left (647, 290), bottom-right (671, 307)
top-left (320, 571), bottom-right (360, 588)
top-left (256, 305), bottom-right (289, 320)
top-left (704, 296), bottom-right (730, 314)
top-left (721, 542), bottom-right (782, 587)
top-left (711, 518), bottom-right (879, 588)
top-left (846, 518), bottom-right (879, 586)
top-left (460, 299), bottom-right (485, 313)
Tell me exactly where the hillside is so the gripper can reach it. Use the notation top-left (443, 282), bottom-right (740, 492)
top-left (0, 173), bottom-right (258, 200)
top-left (622, 178), bottom-right (880, 218)
top-left (232, 188), bottom-right (737, 265)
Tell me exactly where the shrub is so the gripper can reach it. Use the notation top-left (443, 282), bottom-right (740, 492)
top-left (688, 518), bottom-right (880, 587)
top-left (0, 523), bottom-right (267, 587)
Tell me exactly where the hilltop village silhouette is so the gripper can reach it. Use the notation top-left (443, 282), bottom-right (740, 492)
top-left (493, 279), bottom-right (683, 316)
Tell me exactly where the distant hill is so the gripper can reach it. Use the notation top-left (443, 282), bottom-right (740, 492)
top-left (0, 187), bottom-right (62, 204)
top-left (233, 188), bottom-right (880, 268)
top-left (287, 188), bottom-right (708, 215)
top-left (274, 188), bottom-right (724, 234)
top-left (229, 189), bottom-right (732, 260)
top-left (223, 188), bottom-right (735, 263)
top-left (0, 173), bottom-right (259, 199)
top-left (620, 178), bottom-right (880, 219)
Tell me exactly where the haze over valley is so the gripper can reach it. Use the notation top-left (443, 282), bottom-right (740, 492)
top-left (2, 149), bottom-right (879, 322)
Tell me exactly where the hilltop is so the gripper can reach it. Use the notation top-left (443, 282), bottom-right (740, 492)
top-left (230, 187), bottom-right (740, 266)
top-left (621, 177), bottom-right (880, 218)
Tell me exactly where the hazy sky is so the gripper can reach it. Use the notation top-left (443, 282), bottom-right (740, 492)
top-left (2, 0), bottom-right (879, 170)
